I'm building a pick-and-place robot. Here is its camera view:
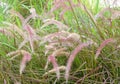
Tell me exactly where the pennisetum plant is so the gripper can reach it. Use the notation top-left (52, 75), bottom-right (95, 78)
top-left (0, 0), bottom-right (120, 83)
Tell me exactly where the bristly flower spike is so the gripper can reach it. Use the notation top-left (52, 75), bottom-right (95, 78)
top-left (95, 38), bottom-right (114, 59)
top-left (48, 55), bottom-right (60, 79)
top-left (65, 42), bottom-right (92, 83)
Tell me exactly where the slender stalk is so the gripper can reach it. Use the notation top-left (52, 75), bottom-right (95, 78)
top-left (83, 4), bottom-right (104, 40)
top-left (67, 0), bottom-right (82, 32)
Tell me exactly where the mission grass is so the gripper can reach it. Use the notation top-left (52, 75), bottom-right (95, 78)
top-left (0, 0), bottom-right (120, 83)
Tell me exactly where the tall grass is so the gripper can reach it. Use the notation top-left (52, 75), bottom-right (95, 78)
top-left (0, 0), bottom-right (120, 84)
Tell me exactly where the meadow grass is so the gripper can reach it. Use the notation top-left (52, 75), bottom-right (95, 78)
top-left (0, 0), bottom-right (120, 84)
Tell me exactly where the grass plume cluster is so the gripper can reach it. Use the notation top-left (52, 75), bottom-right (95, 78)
top-left (0, 0), bottom-right (120, 84)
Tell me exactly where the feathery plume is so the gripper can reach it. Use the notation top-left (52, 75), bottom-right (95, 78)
top-left (52, 48), bottom-right (69, 57)
top-left (4, 79), bottom-right (6, 84)
top-left (95, 38), bottom-right (114, 59)
top-left (43, 66), bottom-right (66, 76)
top-left (41, 19), bottom-right (69, 31)
top-left (0, 28), bottom-right (14, 37)
top-left (6, 23), bottom-right (25, 37)
top-left (20, 52), bottom-right (31, 74)
top-left (48, 55), bottom-right (60, 79)
top-left (24, 25), bottom-right (35, 52)
top-left (7, 50), bottom-right (31, 74)
top-left (29, 8), bottom-right (37, 19)
top-left (95, 7), bottom-right (120, 20)
top-left (9, 9), bottom-right (24, 23)
top-left (50, 0), bottom-right (84, 20)
top-left (44, 48), bottom-right (69, 70)
top-left (50, 0), bottom-right (67, 13)
top-left (65, 43), bottom-right (91, 83)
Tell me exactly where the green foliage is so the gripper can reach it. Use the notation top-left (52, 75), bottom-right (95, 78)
top-left (0, 0), bottom-right (120, 84)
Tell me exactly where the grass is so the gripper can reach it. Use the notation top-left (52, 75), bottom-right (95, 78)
top-left (0, 0), bottom-right (120, 84)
